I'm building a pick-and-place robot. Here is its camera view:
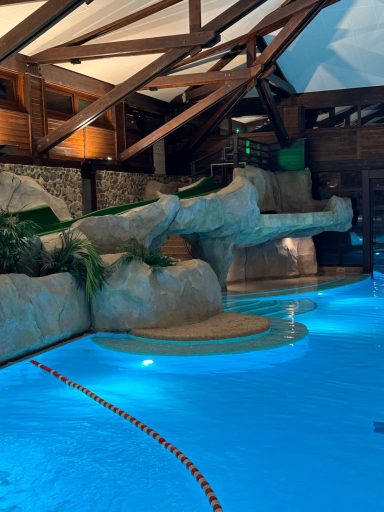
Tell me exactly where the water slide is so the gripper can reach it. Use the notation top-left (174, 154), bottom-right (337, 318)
top-left (16, 176), bottom-right (220, 236)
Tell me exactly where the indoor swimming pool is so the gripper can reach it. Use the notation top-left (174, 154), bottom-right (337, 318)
top-left (1, 276), bottom-right (383, 511)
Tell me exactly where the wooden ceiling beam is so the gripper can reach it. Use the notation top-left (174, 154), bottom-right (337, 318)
top-left (0, 0), bottom-right (90, 63)
top-left (257, 0), bottom-right (331, 68)
top-left (189, 0), bottom-right (201, 32)
top-left (268, 73), bottom-right (296, 96)
top-left (36, 47), bottom-right (195, 153)
top-left (29, 31), bottom-right (217, 64)
top-left (253, 0), bottom-right (339, 37)
top-left (36, 0), bottom-right (267, 153)
top-left (172, 35), bottom-right (247, 71)
top-left (63, 0), bottom-right (184, 47)
top-left (120, 79), bottom-right (251, 161)
top-left (172, 0), bottom-right (337, 71)
top-left (256, 79), bottom-right (290, 147)
top-left (0, 0), bottom-right (42, 4)
top-left (143, 69), bottom-right (251, 90)
top-left (186, 84), bottom-right (248, 155)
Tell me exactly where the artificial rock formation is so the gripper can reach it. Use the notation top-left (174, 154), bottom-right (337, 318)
top-left (73, 194), bottom-right (180, 253)
top-left (143, 180), bottom-right (178, 200)
top-left (172, 168), bottom-right (352, 286)
top-left (0, 171), bottom-right (72, 220)
top-left (92, 259), bottom-right (222, 331)
top-left (0, 273), bottom-right (90, 363)
top-left (70, 166), bottom-right (353, 287)
top-left (227, 237), bottom-right (317, 282)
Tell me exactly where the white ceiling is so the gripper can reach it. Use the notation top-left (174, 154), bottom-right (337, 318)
top-left (0, 0), bottom-right (383, 101)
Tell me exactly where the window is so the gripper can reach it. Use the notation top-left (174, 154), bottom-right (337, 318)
top-left (360, 104), bottom-right (384, 126)
top-left (45, 88), bottom-right (73, 114)
top-left (0, 73), bottom-right (17, 107)
top-left (78, 97), bottom-right (92, 112)
top-left (45, 85), bottom-right (111, 127)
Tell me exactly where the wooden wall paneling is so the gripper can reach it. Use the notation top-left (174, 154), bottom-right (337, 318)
top-left (306, 128), bottom-right (358, 162)
top-left (358, 127), bottom-right (384, 160)
top-left (84, 126), bottom-right (116, 159)
top-left (0, 108), bottom-right (30, 154)
top-left (285, 85), bottom-right (384, 109)
top-left (47, 117), bottom-right (84, 159)
top-left (281, 105), bottom-right (304, 137)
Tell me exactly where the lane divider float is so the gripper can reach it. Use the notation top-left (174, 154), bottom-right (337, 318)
top-left (30, 359), bottom-right (223, 512)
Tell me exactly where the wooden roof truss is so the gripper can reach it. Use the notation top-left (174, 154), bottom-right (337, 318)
top-left (0, 0), bottom-right (339, 158)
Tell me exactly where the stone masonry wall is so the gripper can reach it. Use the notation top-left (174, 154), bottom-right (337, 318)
top-left (0, 164), bottom-right (198, 217)
top-left (0, 164), bottom-right (83, 217)
top-left (95, 171), bottom-right (196, 209)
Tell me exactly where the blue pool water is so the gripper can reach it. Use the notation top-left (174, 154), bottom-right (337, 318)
top-left (1, 277), bottom-right (384, 512)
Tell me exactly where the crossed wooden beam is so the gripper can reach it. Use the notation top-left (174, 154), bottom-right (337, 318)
top-left (0, 0), bottom-right (339, 159)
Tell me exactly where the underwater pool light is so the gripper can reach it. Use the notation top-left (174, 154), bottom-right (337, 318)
top-left (142, 359), bottom-right (154, 367)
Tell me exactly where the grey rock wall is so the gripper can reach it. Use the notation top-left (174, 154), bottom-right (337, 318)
top-left (73, 194), bottom-right (180, 253)
top-left (227, 237), bottom-right (317, 282)
top-left (92, 259), bottom-right (222, 331)
top-left (0, 273), bottom-right (90, 364)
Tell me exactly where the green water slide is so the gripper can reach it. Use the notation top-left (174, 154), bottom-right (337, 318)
top-left (16, 176), bottom-right (220, 236)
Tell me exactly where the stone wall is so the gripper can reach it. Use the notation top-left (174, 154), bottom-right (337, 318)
top-left (95, 171), bottom-right (195, 209)
top-left (0, 165), bottom-right (198, 218)
top-left (0, 164), bottom-right (83, 217)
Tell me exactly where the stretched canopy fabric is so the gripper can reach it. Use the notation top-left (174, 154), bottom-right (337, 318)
top-left (275, 0), bottom-right (384, 92)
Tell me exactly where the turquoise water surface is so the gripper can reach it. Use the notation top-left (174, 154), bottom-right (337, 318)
top-left (1, 277), bottom-right (384, 511)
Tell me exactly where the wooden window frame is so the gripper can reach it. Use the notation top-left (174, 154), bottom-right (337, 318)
top-left (0, 69), bottom-right (21, 111)
top-left (45, 83), bottom-right (113, 128)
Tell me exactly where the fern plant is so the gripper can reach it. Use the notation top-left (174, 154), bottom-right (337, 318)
top-left (40, 230), bottom-right (106, 300)
top-left (0, 209), bottom-right (38, 274)
top-left (118, 238), bottom-right (176, 269)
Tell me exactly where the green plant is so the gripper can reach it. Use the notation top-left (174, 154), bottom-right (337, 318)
top-left (40, 230), bottom-right (106, 300)
top-left (118, 238), bottom-right (176, 269)
top-left (0, 209), bottom-right (38, 274)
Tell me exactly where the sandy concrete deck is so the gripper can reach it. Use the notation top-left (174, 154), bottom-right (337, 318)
top-left (132, 312), bottom-right (270, 340)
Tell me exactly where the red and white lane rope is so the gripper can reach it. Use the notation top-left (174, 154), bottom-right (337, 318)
top-left (30, 359), bottom-right (223, 512)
